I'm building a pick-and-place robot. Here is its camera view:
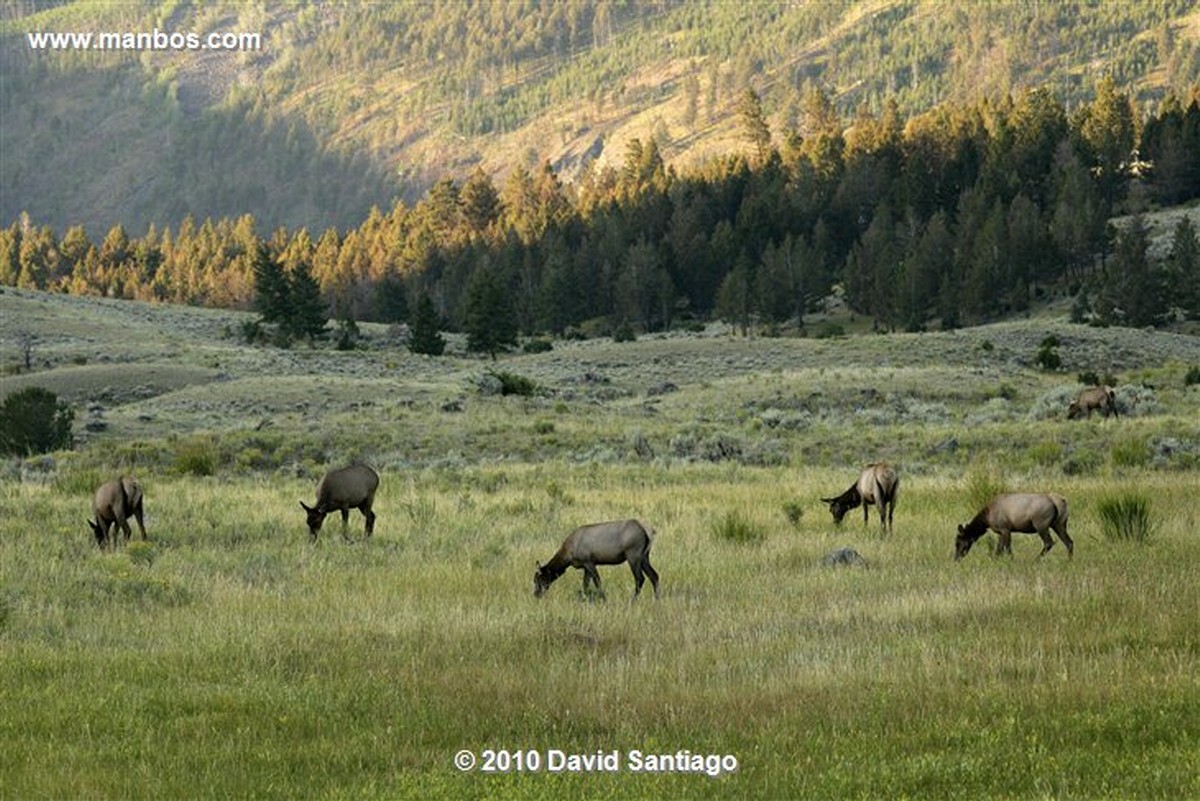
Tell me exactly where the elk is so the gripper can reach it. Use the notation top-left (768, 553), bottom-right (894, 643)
top-left (87, 476), bottom-right (146, 548)
top-left (300, 464), bottom-right (379, 542)
top-left (955, 493), bottom-right (1072, 560)
top-left (533, 519), bottom-right (659, 601)
top-left (1067, 386), bottom-right (1118, 420)
top-left (822, 462), bottom-right (899, 534)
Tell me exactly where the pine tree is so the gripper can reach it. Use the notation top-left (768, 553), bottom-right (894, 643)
top-left (463, 268), bottom-right (517, 358)
top-left (251, 242), bottom-right (290, 325)
top-left (737, 89), bottom-right (773, 164)
top-left (1167, 215), bottom-right (1199, 320)
top-left (409, 294), bottom-right (446, 356)
top-left (286, 259), bottom-right (328, 342)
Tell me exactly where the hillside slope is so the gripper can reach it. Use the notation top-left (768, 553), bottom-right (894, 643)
top-left (2, 0), bottom-right (1199, 235)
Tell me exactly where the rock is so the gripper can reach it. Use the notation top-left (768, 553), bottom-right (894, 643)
top-left (646, 381), bottom-right (678, 396)
top-left (822, 547), bottom-right (869, 568)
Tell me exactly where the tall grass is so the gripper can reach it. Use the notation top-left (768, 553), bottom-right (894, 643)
top-left (1096, 491), bottom-right (1157, 543)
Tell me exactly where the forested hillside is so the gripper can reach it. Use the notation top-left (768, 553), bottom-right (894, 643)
top-left (3, 0), bottom-right (1199, 234)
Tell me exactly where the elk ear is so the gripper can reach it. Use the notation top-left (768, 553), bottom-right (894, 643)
top-left (957, 524), bottom-right (966, 534)
top-left (820, 497), bottom-right (834, 504)
top-left (300, 501), bottom-right (311, 512)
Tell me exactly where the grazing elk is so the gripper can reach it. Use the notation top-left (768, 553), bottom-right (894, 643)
top-left (533, 519), bottom-right (659, 601)
top-left (822, 462), bottom-right (899, 534)
top-left (955, 493), bottom-right (1072, 561)
top-left (1067, 386), bottom-right (1118, 420)
top-left (300, 463), bottom-right (379, 542)
top-left (87, 476), bottom-right (146, 548)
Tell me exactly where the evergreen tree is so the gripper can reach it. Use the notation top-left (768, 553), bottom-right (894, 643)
top-left (0, 387), bottom-right (74, 456)
top-left (1166, 215), bottom-right (1199, 319)
top-left (286, 259), bottom-right (328, 342)
top-left (409, 294), bottom-right (446, 356)
top-left (715, 253), bottom-right (754, 335)
top-left (463, 268), bottom-right (517, 358)
top-left (1098, 215), bottom-right (1164, 327)
top-left (737, 89), bottom-right (773, 164)
top-left (251, 242), bottom-right (291, 325)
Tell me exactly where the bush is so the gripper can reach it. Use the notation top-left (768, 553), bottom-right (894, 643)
top-left (174, 439), bottom-right (218, 476)
top-left (1185, 366), bottom-right (1200, 387)
top-left (1097, 492), bottom-right (1156, 543)
top-left (0, 387), bottom-right (74, 456)
top-left (522, 338), bottom-right (553, 354)
top-left (612, 322), bottom-right (637, 343)
top-left (816, 324), bottom-right (846, 339)
top-left (489, 370), bottom-right (539, 397)
top-left (334, 318), bottom-right (362, 351)
top-left (711, 510), bottom-right (765, 545)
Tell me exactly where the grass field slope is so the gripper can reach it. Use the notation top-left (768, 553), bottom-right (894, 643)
top-left (1, 286), bottom-right (1199, 799)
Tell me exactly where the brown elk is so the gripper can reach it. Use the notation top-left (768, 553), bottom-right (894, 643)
top-left (300, 464), bottom-right (379, 542)
top-left (955, 493), bottom-right (1072, 560)
top-left (1067, 386), bottom-right (1118, 420)
top-left (87, 476), bottom-right (146, 548)
top-left (822, 462), bottom-right (899, 534)
top-left (534, 519), bottom-right (659, 601)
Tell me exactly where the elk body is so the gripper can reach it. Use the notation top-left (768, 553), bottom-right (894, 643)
top-left (955, 493), bottom-right (1072, 560)
top-left (1068, 386), bottom-right (1118, 419)
top-left (300, 464), bottom-right (379, 542)
top-left (87, 476), bottom-right (146, 548)
top-left (533, 519), bottom-right (659, 601)
top-left (822, 462), bottom-right (899, 534)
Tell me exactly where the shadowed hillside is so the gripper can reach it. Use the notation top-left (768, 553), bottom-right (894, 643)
top-left (3, 0), bottom-right (1199, 234)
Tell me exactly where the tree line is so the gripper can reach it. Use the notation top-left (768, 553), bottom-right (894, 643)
top-left (3, 80), bottom-right (1199, 350)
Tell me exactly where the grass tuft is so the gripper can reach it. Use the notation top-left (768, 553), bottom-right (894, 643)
top-left (1097, 492), bottom-right (1157, 543)
top-left (711, 509), bottom-right (765, 545)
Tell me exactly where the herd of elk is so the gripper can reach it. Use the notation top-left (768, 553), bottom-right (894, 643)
top-left (77, 383), bottom-right (1110, 586)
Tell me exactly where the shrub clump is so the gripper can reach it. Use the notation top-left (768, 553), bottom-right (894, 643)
top-left (1097, 492), bottom-right (1157, 543)
top-left (174, 439), bottom-right (218, 476)
top-left (488, 370), bottom-right (540, 397)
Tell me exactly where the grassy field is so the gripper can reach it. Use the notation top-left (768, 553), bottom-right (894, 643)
top-left (1, 287), bottom-right (1199, 799)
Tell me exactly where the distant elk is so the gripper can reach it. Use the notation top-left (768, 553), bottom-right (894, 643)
top-left (533, 519), bottom-right (660, 601)
top-left (822, 462), bottom-right (899, 534)
top-left (300, 464), bottom-right (379, 542)
top-left (1068, 386), bottom-right (1118, 420)
top-left (955, 493), bottom-right (1072, 561)
top-left (87, 476), bottom-right (147, 548)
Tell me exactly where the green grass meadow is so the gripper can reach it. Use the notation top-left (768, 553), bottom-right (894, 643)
top-left (1, 288), bottom-right (1199, 799)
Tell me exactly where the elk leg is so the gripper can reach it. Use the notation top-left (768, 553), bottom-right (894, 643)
top-left (629, 561), bottom-right (645, 597)
top-left (362, 505), bottom-right (376, 539)
top-left (1056, 523), bottom-right (1074, 558)
top-left (340, 509), bottom-right (352, 543)
top-left (1037, 529), bottom-right (1055, 558)
top-left (643, 560), bottom-right (660, 598)
top-left (994, 530), bottom-right (1013, 556)
top-left (133, 506), bottom-right (147, 540)
top-left (583, 564), bottom-right (604, 599)
top-left (119, 517), bottom-right (133, 544)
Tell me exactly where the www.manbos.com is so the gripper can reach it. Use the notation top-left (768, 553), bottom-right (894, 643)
top-left (26, 29), bottom-right (262, 52)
